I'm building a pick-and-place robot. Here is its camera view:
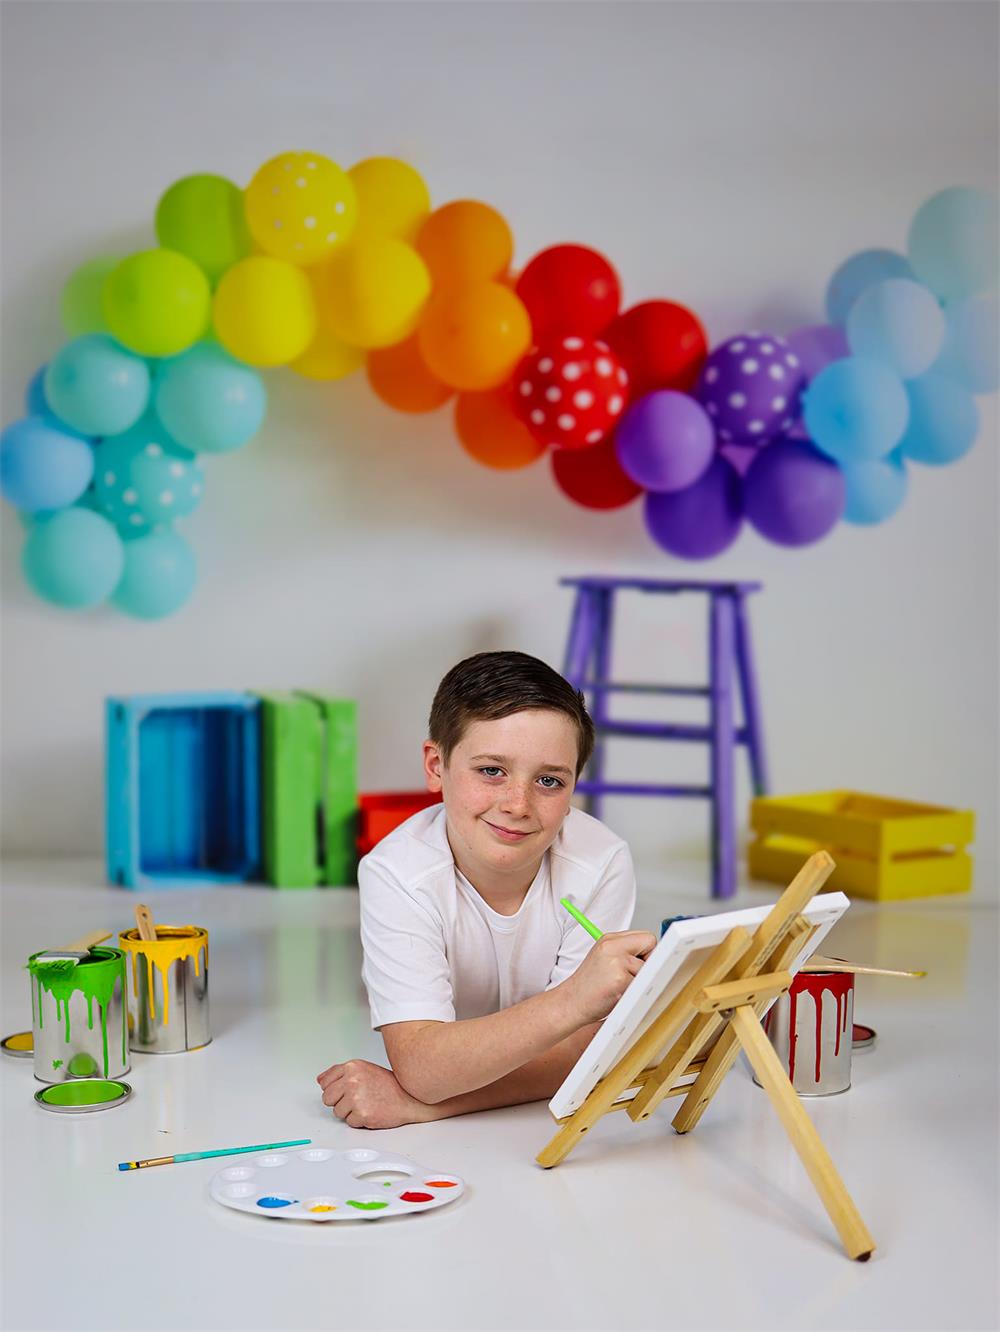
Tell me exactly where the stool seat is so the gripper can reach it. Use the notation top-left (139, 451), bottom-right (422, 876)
top-left (560, 576), bottom-right (769, 898)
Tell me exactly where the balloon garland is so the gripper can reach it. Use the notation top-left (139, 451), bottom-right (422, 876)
top-left (1, 153), bottom-right (997, 619)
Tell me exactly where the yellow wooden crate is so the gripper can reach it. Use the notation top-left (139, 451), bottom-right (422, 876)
top-left (748, 790), bottom-right (975, 901)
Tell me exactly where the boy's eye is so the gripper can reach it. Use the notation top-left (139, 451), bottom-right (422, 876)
top-left (538, 775), bottom-right (564, 789)
top-left (479, 767), bottom-right (504, 778)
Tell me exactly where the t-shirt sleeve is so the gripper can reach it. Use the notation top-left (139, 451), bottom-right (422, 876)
top-left (359, 857), bottom-right (456, 1029)
top-left (546, 842), bottom-right (638, 990)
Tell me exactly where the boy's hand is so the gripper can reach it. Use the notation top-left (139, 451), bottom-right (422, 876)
top-left (561, 930), bottom-right (659, 1024)
top-left (316, 1059), bottom-right (432, 1129)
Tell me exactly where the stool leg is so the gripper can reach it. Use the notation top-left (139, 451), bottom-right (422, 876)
top-left (709, 594), bottom-right (736, 899)
top-left (562, 588), bottom-right (594, 688)
top-left (734, 593), bottom-right (769, 796)
top-left (586, 588), bottom-right (614, 822)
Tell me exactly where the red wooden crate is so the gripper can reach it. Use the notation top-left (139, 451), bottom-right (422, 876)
top-left (357, 791), bottom-right (443, 856)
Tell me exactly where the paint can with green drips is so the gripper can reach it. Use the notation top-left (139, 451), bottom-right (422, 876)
top-left (28, 947), bottom-right (130, 1085)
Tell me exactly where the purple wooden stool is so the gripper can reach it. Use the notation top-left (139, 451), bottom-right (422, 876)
top-left (560, 576), bottom-right (769, 899)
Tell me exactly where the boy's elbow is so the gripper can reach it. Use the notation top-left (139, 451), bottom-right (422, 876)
top-left (391, 1057), bottom-right (445, 1105)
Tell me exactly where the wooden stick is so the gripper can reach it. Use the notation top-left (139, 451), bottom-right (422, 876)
top-left (134, 904), bottom-right (157, 943)
top-left (804, 956), bottom-right (926, 979)
top-left (729, 1004), bottom-right (876, 1262)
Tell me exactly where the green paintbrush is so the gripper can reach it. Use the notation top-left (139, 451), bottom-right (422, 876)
top-left (560, 897), bottom-right (603, 940)
top-left (119, 1138), bottom-right (312, 1171)
top-left (29, 929), bottom-right (113, 977)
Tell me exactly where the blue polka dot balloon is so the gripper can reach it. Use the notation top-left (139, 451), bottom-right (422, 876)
top-left (94, 414), bottom-right (204, 535)
top-left (695, 333), bottom-right (805, 446)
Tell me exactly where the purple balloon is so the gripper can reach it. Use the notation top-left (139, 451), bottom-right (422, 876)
top-left (744, 439), bottom-right (846, 547)
top-left (695, 332), bottom-right (805, 445)
top-left (644, 456), bottom-right (743, 560)
top-left (615, 391), bottom-right (714, 493)
top-left (785, 325), bottom-right (850, 382)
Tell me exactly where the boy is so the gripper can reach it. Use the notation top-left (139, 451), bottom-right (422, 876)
top-left (316, 651), bottom-right (657, 1128)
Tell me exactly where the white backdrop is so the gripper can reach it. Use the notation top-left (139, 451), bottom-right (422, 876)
top-left (1, 1), bottom-right (997, 895)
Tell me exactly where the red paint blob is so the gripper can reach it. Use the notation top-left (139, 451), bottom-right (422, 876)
top-left (400, 1191), bottom-right (434, 1203)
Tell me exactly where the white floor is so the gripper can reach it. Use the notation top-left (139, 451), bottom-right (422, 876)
top-left (1, 859), bottom-right (997, 1332)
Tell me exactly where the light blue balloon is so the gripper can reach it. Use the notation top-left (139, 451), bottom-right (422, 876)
top-left (931, 296), bottom-right (999, 393)
top-left (21, 507), bottom-right (124, 608)
top-left (111, 529), bottom-right (196, 619)
top-left (44, 334), bottom-right (151, 438)
top-left (846, 278), bottom-right (945, 379)
top-left (1, 416), bottom-right (94, 512)
top-left (825, 249), bottom-right (915, 325)
top-left (908, 187), bottom-right (999, 303)
top-left (842, 449), bottom-right (909, 525)
top-left (803, 357), bottom-right (909, 463)
top-left (898, 372), bottom-right (979, 466)
top-left (94, 415), bottom-right (204, 534)
top-left (153, 343), bottom-right (266, 453)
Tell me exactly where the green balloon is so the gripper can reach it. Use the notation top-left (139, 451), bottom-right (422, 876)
top-left (61, 257), bottom-right (118, 336)
top-left (155, 174), bottom-right (252, 285)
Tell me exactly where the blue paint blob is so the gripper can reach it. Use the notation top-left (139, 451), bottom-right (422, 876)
top-left (256, 1196), bottom-right (296, 1209)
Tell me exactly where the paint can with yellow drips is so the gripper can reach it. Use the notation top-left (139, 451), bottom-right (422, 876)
top-left (118, 926), bottom-right (210, 1054)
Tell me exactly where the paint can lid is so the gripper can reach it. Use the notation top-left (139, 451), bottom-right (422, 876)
top-left (852, 1023), bottom-right (877, 1050)
top-left (1, 1031), bottom-right (33, 1058)
top-left (34, 1079), bottom-right (132, 1113)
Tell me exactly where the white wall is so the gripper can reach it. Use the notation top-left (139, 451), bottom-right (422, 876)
top-left (2, 1), bottom-right (997, 894)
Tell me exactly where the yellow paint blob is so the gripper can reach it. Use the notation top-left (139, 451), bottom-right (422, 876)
top-left (4, 1031), bottom-right (33, 1052)
top-left (309, 1205), bottom-right (336, 1213)
top-left (118, 927), bottom-right (208, 1028)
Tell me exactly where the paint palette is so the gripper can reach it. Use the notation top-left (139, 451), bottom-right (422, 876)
top-left (209, 1147), bottom-right (464, 1222)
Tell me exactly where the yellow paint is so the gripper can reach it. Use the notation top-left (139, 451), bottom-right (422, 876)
top-left (309, 1205), bottom-right (336, 1213)
top-left (4, 1032), bottom-right (33, 1052)
top-left (118, 927), bottom-right (208, 1027)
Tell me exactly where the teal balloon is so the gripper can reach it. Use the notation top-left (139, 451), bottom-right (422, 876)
top-left (846, 278), bottom-right (945, 379)
top-left (931, 296), bottom-right (999, 393)
top-left (842, 450), bottom-right (909, 525)
top-left (44, 335), bottom-right (150, 437)
top-left (1, 417), bottom-right (94, 512)
top-left (825, 249), bottom-right (915, 325)
top-left (898, 373), bottom-right (979, 466)
top-left (153, 344), bottom-right (266, 452)
top-left (22, 507), bottom-right (124, 608)
top-left (94, 415), bottom-right (204, 534)
top-left (804, 357), bottom-right (909, 463)
top-left (111, 529), bottom-right (197, 619)
top-left (908, 187), bottom-right (999, 303)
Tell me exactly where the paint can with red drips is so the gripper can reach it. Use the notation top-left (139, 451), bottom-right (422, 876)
top-left (755, 971), bottom-right (854, 1096)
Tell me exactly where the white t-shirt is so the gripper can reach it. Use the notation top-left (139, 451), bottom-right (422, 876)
top-left (358, 804), bottom-right (636, 1028)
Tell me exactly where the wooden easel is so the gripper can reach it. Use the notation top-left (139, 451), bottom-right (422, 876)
top-left (537, 851), bottom-right (876, 1262)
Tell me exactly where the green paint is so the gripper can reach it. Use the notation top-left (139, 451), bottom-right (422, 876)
top-left (346, 1200), bottom-right (388, 1211)
top-left (52, 1059), bottom-right (63, 1070)
top-left (28, 949), bottom-right (125, 1079)
top-left (38, 1079), bottom-right (128, 1107)
top-left (68, 1052), bottom-right (98, 1077)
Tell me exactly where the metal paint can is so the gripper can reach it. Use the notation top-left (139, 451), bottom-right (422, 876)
top-left (29, 947), bottom-right (129, 1084)
top-left (756, 970), bottom-right (854, 1096)
top-left (118, 926), bottom-right (210, 1054)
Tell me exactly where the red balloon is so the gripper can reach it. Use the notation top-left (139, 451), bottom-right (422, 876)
top-left (514, 335), bottom-right (629, 450)
top-left (604, 301), bottom-right (708, 396)
top-left (515, 245), bottom-right (621, 339)
top-left (552, 433), bottom-right (643, 510)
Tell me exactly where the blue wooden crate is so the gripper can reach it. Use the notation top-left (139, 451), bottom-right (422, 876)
top-left (106, 692), bottom-right (261, 889)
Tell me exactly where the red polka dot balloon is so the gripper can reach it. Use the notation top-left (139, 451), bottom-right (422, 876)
top-left (514, 336), bottom-right (629, 450)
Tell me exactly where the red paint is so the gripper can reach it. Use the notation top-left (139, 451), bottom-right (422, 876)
top-left (400, 1191), bottom-right (434, 1203)
top-left (424, 1179), bottom-right (457, 1188)
top-left (786, 972), bottom-right (854, 1084)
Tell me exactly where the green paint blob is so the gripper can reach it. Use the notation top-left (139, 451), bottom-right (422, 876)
top-left (28, 949), bottom-right (125, 1078)
top-left (68, 1052), bottom-right (98, 1077)
top-left (52, 1059), bottom-right (63, 1070)
top-left (38, 1080), bottom-right (127, 1107)
top-left (346, 1200), bottom-right (388, 1211)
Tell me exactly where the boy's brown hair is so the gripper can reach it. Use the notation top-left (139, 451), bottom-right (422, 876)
top-left (429, 651), bottom-right (595, 777)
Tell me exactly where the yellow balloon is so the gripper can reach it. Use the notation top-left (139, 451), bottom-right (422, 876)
top-left (322, 238), bottom-right (431, 349)
top-left (348, 158), bottom-right (431, 242)
top-left (290, 326), bottom-right (365, 381)
top-left (245, 151), bottom-right (357, 266)
top-left (212, 256), bottom-right (317, 366)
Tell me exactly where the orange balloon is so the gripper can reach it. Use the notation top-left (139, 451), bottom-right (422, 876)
top-left (416, 201), bottom-right (513, 286)
top-left (455, 390), bottom-right (546, 470)
top-left (367, 336), bottom-right (453, 413)
top-left (418, 282), bottom-right (532, 392)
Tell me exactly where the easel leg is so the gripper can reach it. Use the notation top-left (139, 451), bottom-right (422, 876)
top-left (729, 1005), bottom-right (875, 1262)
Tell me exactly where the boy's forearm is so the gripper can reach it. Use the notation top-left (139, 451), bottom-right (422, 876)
top-left (388, 983), bottom-right (584, 1104)
top-left (416, 1023), bottom-right (600, 1121)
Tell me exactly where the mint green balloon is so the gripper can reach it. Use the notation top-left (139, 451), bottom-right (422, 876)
top-left (111, 529), bottom-right (196, 619)
top-left (155, 175), bottom-right (252, 285)
top-left (45, 335), bottom-right (151, 437)
top-left (61, 257), bottom-right (118, 336)
top-left (22, 508), bottom-right (124, 609)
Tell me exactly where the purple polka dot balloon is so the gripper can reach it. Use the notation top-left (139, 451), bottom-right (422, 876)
top-left (695, 332), bottom-right (805, 446)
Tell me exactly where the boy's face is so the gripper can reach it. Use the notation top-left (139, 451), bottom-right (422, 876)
top-left (424, 709), bottom-right (578, 887)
